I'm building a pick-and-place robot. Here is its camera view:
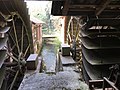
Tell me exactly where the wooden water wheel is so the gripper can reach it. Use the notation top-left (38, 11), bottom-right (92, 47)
top-left (0, 0), bottom-right (34, 89)
top-left (67, 16), bottom-right (82, 61)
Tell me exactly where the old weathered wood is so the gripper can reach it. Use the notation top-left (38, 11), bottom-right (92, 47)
top-left (82, 45), bottom-right (120, 65)
top-left (89, 80), bottom-right (103, 89)
top-left (80, 29), bottom-right (120, 37)
top-left (0, 50), bottom-right (7, 68)
top-left (82, 55), bottom-right (110, 80)
top-left (59, 52), bottom-right (76, 66)
top-left (62, 0), bottom-right (70, 15)
top-left (26, 54), bottom-right (38, 70)
top-left (96, 0), bottom-right (111, 15)
top-left (0, 65), bottom-right (5, 88)
top-left (81, 37), bottom-right (120, 49)
top-left (103, 77), bottom-right (119, 90)
top-left (51, 0), bottom-right (120, 16)
top-left (61, 44), bottom-right (70, 56)
top-left (0, 37), bottom-right (8, 49)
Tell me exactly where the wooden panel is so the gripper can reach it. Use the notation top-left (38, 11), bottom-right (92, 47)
top-left (0, 27), bottom-right (10, 33)
top-left (81, 37), bottom-right (120, 49)
top-left (82, 45), bottom-right (120, 65)
top-left (84, 18), bottom-right (120, 30)
top-left (80, 29), bottom-right (120, 37)
top-left (96, 0), bottom-right (111, 15)
top-left (82, 63), bottom-right (90, 84)
top-left (62, 0), bottom-right (70, 15)
top-left (0, 50), bottom-right (7, 68)
top-left (59, 52), bottom-right (76, 66)
top-left (82, 55), bottom-right (110, 80)
top-left (51, 0), bottom-right (120, 16)
top-left (0, 65), bottom-right (6, 88)
top-left (26, 54), bottom-right (38, 70)
top-left (0, 37), bottom-right (8, 49)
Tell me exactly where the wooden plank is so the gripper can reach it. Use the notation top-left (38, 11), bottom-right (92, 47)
top-left (82, 64), bottom-right (90, 84)
top-left (23, 57), bottom-right (42, 75)
top-left (82, 45), bottom-right (120, 65)
top-left (59, 52), bottom-right (76, 66)
top-left (82, 55), bottom-right (110, 80)
top-left (0, 37), bottom-right (8, 49)
top-left (26, 54), bottom-right (38, 70)
top-left (96, 0), bottom-right (111, 15)
top-left (62, 0), bottom-right (70, 15)
top-left (0, 50), bottom-right (6, 68)
top-left (61, 44), bottom-right (70, 56)
top-left (80, 29), bottom-right (120, 37)
top-left (51, 0), bottom-right (120, 16)
top-left (0, 27), bottom-right (10, 38)
top-left (89, 80), bottom-right (103, 89)
top-left (103, 77), bottom-right (119, 90)
top-left (0, 27), bottom-right (10, 33)
top-left (51, 1), bottom-right (63, 16)
top-left (84, 18), bottom-right (120, 29)
top-left (68, 9), bottom-right (120, 16)
top-left (0, 65), bottom-right (6, 88)
top-left (81, 37), bottom-right (120, 49)
top-left (70, 5), bottom-right (120, 9)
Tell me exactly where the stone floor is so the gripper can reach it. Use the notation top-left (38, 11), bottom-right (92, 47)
top-left (19, 66), bottom-right (89, 90)
top-left (18, 38), bottom-right (89, 90)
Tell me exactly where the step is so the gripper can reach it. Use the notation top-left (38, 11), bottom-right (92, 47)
top-left (59, 52), bottom-right (77, 66)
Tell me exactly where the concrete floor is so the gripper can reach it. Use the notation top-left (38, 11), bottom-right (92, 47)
top-left (19, 38), bottom-right (89, 90)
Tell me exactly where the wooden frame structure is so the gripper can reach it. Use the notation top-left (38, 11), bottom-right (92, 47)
top-left (51, 0), bottom-right (120, 90)
top-left (51, 0), bottom-right (120, 17)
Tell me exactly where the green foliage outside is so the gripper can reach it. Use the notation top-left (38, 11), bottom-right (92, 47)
top-left (27, 1), bottom-right (60, 35)
top-left (53, 37), bottom-right (61, 53)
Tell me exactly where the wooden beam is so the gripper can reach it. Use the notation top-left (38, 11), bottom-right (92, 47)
top-left (70, 5), bottom-right (96, 8)
top-left (103, 77), bottom-right (119, 90)
top-left (62, 0), bottom-right (70, 15)
top-left (96, 0), bottom-right (111, 16)
top-left (69, 8), bottom-right (95, 12)
top-left (70, 5), bottom-right (120, 9)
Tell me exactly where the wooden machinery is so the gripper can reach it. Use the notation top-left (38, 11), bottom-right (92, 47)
top-left (51, 0), bottom-right (120, 89)
top-left (0, 0), bottom-right (34, 89)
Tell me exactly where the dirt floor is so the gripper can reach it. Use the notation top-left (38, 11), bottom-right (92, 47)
top-left (18, 38), bottom-right (89, 90)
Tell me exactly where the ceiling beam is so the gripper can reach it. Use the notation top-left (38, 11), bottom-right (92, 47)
top-left (70, 5), bottom-right (120, 9)
top-left (96, 0), bottom-right (111, 16)
top-left (62, 0), bottom-right (70, 15)
top-left (24, 0), bottom-right (64, 1)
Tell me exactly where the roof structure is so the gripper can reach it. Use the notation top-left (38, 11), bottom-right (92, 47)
top-left (51, 0), bottom-right (120, 16)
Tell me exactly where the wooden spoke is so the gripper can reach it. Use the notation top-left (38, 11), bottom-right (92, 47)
top-left (12, 17), bottom-right (20, 54)
top-left (21, 25), bottom-right (24, 53)
top-left (6, 52), bottom-right (18, 62)
top-left (23, 44), bottom-right (30, 58)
